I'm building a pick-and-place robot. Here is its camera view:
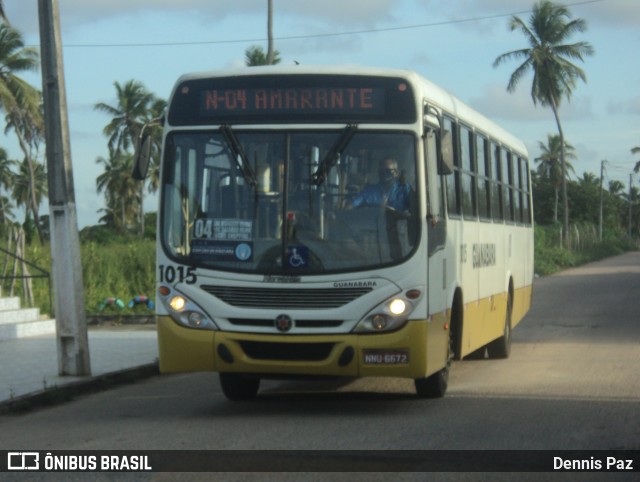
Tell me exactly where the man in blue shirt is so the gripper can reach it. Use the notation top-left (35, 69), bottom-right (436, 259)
top-left (349, 158), bottom-right (411, 213)
top-left (347, 158), bottom-right (413, 261)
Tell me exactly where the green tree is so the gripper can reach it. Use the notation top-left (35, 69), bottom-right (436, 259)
top-left (246, 0), bottom-right (280, 67)
top-left (493, 0), bottom-right (594, 247)
top-left (12, 158), bottom-right (47, 228)
top-left (620, 185), bottom-right (640, 237)
top-left (604, 180), bottom-right (627, 236)
top-left (145, 98), bottom-right (167, 196)
top-left (0, 23), bottom-right (45, 242)
top-left (535, 134), bottom-right (575, 223)
top-left (94, 80), bottom-right (155, 155)
top-left (95, 150), bottom-right (139, 232)
top-left (0, 146), bottom-right (15, 225)
top-left (632, 146), bottom-right (640, 173)
top-left (95, 80), bottom-right (158, 234)
top-left (568, 172), bottom-right (599, 225)
top-left (245, 45), bottom-right (281, 66)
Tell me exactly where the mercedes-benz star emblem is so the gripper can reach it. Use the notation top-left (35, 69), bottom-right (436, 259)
top-left (275, 314), bottom-right (293, 332)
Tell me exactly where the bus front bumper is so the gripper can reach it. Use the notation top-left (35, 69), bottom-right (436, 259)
top-left (157, 315), bottom-right (449, 380)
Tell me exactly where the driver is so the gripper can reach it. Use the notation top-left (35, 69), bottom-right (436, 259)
top-left (348, 158), bottom-right (411, 212)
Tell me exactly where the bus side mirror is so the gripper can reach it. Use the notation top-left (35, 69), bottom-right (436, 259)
top-left (438, 130), bottom-right (454, 175)
top-left (132, 133), bottom-right (152, 180)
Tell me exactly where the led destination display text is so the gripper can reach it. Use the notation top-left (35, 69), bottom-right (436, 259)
top-left (201, 87), bottom-right (384, 116)
top-left (168, 74), bottom-right (417, 125)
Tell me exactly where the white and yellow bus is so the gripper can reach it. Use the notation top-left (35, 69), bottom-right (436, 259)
top-left (134, 65), bottom-right (534, 400)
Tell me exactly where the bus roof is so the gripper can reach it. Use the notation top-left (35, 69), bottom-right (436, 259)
top-left (172, 64), bottom-right (528, 157)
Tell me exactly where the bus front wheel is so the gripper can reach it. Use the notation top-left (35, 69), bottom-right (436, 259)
top-left (219, 373), bottom-right (260, 401)
top-left (414, 329), bottom-right (453, 398)
top-left (414, 367), bottom-right (448, 398)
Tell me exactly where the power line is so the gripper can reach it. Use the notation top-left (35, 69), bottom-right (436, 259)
top-left (43, 0), bottom-right (606, 49)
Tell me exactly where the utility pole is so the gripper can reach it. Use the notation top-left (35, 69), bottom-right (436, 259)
top-left (629, 173), bottom-right (634, 239)
top-left (598, 160), bottom-right (605, 242)
top-left (266, 0), bottom-right (274, 65)
top-left (38, 0), bottom-right (91, 376)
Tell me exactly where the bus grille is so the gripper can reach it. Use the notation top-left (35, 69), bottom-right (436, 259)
top-left (201, 285), bottom-right (372, 309)
top-left (229, 318), bottom-right (343, 328)
top-left (238, 341), bottom-right (334, 361)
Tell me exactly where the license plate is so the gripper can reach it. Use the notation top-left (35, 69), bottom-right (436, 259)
top-left (362, 349), bottom-right (409, 365)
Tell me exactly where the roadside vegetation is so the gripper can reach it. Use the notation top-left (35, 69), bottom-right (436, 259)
top-left (534, 224), bottom-right (638, 276)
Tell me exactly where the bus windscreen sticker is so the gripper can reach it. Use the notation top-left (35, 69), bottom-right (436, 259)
top-left (193, 218), bottom-right (252, 241)
top-left (286, 245), bottom-right (309, 269)
top-left (191, 219), bottom-right (253, 262)
top-left (191, 240), bottom-right (253, 262)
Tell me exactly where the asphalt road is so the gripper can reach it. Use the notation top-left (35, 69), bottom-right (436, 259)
top-left (1, 252), bottom-right (639, 480)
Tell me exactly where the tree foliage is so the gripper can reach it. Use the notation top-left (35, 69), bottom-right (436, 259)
top-left (494, 0), bottom-right (594, 247)
top-left (245, 45), bottom-right (281, 66)
top-left (94, 80), bottom-right (164, 234)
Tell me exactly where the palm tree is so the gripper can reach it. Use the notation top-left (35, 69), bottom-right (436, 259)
top-left (0, 25), bottom-right (40, 116)
top-left (145, 98), bottom-right (167, 196)
top-left (96, 150), bottom-right (139, 231)
top-left (4, 103), bottom-right (46, 241)
top-left (94, 80), bottom-right (155, 156)
top-left (535, 134), bottom-right (575, 223)
top-left (0, 147), bottom-right (15, 225)
top-left (608, 180), bottom-right (624, 197)
top-left (493, 0), bottom-right (593, 247)
top-left (245, 0), bottom-right (279, 67)
top-left (95, 80), bottom-right (156, 235)
top-left (12, 158), bottom-right (47, 228)
top-left (245, 45), bottom-right (281, 66)
top-left (632, 146), bottom-right (640, 173)
top-left (0, 1), bottom-right (7, 24)
top-left (0, 23), bottom-right (45, 242)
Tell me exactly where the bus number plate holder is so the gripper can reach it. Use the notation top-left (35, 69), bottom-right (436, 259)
top-left (362, 349), bottom-right (409, 365)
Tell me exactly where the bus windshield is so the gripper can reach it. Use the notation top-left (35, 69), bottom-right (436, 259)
top-left (161, 129), bottom-right (419, 275)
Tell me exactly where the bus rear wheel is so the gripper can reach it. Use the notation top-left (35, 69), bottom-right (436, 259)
top-left (219, 373), bottom-right (260, 401)
top-left (487, 294), bottom-right (512, 359)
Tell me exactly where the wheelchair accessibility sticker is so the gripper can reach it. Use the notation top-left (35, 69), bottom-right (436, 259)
top-left (286, 246), bottom-right (309, 268)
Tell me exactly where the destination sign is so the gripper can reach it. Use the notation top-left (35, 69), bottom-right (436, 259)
top-left (168, 74), bottom-right (417, 125)
top-left (201, 87), bottom-right (385, 117)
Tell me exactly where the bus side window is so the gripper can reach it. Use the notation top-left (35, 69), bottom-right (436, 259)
top-left (476, 134), bottom-right (491, 220)
top-left (442, 117), bottom-right (460, 217)
top-left (459, 125), bottom-right (476, 219)
top-left (424, 130), bottom-right (442, 220)
top-left (521, 158), bottom-right (532, 225)
top-left (502, 150), bottom-right (514, 222)
top-left (491, 142), bottom-right (503, 221)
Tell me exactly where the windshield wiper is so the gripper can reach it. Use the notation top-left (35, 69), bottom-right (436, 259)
top-left (312, 124), bottom-right (358, 185)
top-left (220, 125), bottom-right (257, 188)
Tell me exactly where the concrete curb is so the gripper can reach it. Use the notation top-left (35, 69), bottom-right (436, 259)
top-left (0, 362), bottom-right (160, 415)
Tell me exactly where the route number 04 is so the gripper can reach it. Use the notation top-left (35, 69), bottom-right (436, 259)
top-left (159, 265), bottom-right (197, 284)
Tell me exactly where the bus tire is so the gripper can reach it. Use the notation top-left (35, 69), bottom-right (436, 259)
top-left (487, 292), bottom-right (512, 359)
top-left (414, 326), bottom-right (453, 399)
top-left (414, 365), bottom-right (448, 398)
top-left (219, 373), bottom-right (260, 401)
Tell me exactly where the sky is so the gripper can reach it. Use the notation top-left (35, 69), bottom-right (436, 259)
top-left (2, 0), bottom-right (639, 228)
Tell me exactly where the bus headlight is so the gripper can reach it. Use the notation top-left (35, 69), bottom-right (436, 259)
top-left (353, 290), bottom-right (421, 334)
top-left (159, 285), bottom-right (217, 331)
top-left (169, 295), bottom-right (187, 312)
top-left (389, 298), bottom-right (407, 316)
